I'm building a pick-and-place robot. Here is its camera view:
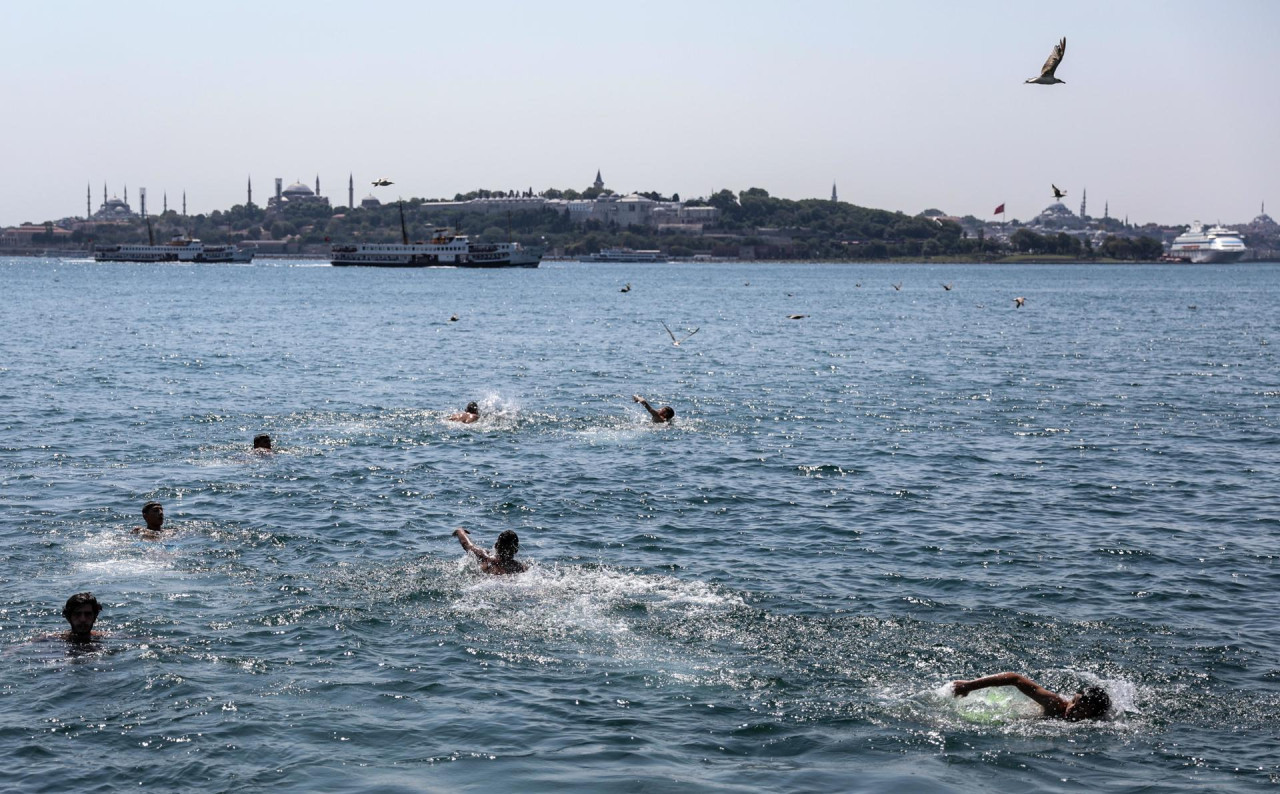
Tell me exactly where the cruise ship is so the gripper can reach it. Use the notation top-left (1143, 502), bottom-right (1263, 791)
top-left (330, 229), bottom-right (541, 268)
top-left (1168, 222), bottom-right (1248, 263)
top-left (94, 236), bottom-right (254, 263)
top-left (579, 247), bottom-right (667, 263)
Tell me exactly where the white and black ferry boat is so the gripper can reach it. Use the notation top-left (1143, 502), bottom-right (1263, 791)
top-left (579, 247), bottom-right (667, 263)
top-left (330, 229), bottom-right (541, 268)
top-left (94, 235), bottom-right (253, 263)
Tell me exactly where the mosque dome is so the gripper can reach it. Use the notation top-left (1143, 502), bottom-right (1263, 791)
top-left (283, 181), bottom-right (315, 197)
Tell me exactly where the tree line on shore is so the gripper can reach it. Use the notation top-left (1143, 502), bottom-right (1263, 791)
top-left (44, 187), bottom-right (1164, 261)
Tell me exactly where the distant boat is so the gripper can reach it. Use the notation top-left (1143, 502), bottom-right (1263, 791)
top-left (94, 236), bottom-right (254, 263)
top-left (330, 229), bottom-right (541, 268)
top-left (580, 247), bottom-right (667, 263)
top-left (1168, 222), bottom-right (1247, 263)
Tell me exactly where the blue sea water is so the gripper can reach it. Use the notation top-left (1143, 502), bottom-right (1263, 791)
top-left (1, 256), bottom-right (1277, 792)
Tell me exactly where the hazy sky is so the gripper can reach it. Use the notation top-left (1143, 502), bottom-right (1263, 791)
top-left (2, 0), bottom-right (1276, 227)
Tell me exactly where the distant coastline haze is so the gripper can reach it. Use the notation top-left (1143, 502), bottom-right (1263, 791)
top-left (1, 0), bottom-right (1276, 228)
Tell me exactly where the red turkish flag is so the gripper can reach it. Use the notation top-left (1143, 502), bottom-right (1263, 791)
top-left (993, 203), bottom-right (1005, 215)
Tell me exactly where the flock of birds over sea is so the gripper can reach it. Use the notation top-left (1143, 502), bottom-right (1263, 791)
top-left (420, 38), bottom-right (1073, 339)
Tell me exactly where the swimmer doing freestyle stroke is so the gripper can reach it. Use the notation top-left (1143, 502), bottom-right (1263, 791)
top-left (452, 528), bottom-right (527, 575)
top-left (951, 672), bottom-right (1111, 721)
top-left (633, 395), bottom-right (674, 423)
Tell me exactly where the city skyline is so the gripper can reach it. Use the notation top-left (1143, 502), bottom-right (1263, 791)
top-left (2, 0), bottom-right (1276, 228)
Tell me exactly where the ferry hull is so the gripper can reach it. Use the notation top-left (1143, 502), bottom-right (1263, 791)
top-left (1170, 249), bottom-right (1247, 264)
top-left (329, 241), bottom-right (542, 268)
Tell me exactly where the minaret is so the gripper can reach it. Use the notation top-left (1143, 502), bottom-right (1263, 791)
top-left (124, 185), bottom-right (128, 207)
top-left (348, 173), bottom-right (354, 209)
top-left (831, 182), bottom-right (838, 202)
top-left (140, 187), bottom-right (147, 217)
top-left (86, 183), bottom-right (91, 218)
top-left (182, 191), bottom-right (187, 216)
top-left (164, 192), bottom-right (168, 214)
top-left (247, 176), bottom-right (253, 207)
top-left (315, 174), bottom-right (321, 197)
top-left (103, 182), bottom-right (107, 207)
top-left (275, 178), bottom-right (283, 203)
top-left (1079, 188), bottom-right (1087, 219)
top-left (1104, 201), bottom-right (1109, 220)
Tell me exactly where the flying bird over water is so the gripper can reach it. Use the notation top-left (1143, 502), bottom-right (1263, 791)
top-left (893, 282), bottom-right (902, 291)
top-left (372, 178), bottom-right (394, 187)
top-left (1052, 184), bottom-right (1067, 200)
top-left (662, 321), bottom-right (699, 347)
top-left (1025, 37), bottom-right (1067, 85)
top-left (787, 314), bottom-right (808, 320)
top-left (620, 283), bottom-right (631, 293)
top-left (1013, 297), bottom-right (1026, 308)
top-left (942, 283), bottom-right (953, 291)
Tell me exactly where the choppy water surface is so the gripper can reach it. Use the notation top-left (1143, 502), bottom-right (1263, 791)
top-left (1, 257), bottom-right (1277, 792)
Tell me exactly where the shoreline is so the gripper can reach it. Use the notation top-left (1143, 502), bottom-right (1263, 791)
top-left (4, 250), bottom-right (1275, 266)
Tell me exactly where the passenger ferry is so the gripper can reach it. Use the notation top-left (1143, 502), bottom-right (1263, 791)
top-left (94, 236), bottom-right (254, 263)
top-left (1168, 222), bottom-right (1248, 263)
top-left (579, 247), bottom-right (667, 263)
top-left (330, 228), bottom-right (541, 268)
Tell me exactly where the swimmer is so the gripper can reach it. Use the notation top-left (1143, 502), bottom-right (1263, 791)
top-left (61, 592), bottom-right (104, 643)
top-left (633, 394), bottom-right (674, 423)
top-left (452, 528), bottom-right (527, 575)
top-left (133, 501), bottom-right (164, 536)
top-left (448, 402), bottom-right (480, 424)
top-left (951, 672), bottom-right (1111, 721)
top-left (252, 433), bottom-right (273, 452)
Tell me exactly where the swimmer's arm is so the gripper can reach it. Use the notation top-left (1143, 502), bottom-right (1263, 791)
top-left (453, 528), bottom-right (496, 563)
top-left (952, 673), bottom-right (1068, 714)
top-left (633, 395), bottom-right (661, 420)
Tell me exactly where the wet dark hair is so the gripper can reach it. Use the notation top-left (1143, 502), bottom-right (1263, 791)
top-left (1072, 686), bottom-right (1111, 720)
top-left (494, 530), bottom-right (519, 560)
top-left (142, 501), bottom-right (162, 514)
top-left (62, 592), bottom-right (102, 618)
top-left (658, 406), bottom-right (675, 420)
top-left (253, 434), bottom-right (272, 449)
top-left (465, 402), bottom-right (479, 415)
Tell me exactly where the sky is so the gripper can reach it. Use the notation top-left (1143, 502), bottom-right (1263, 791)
top-left (1, 0), bottom-right (1276, 227)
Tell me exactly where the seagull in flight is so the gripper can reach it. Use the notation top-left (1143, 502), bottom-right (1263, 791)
top-left (787, 314), bottom-right (808, 320)
top-left (662, 321), bottom-right (699, 346)
top-left (1025, 37), bottom-right (1067, 85)
top-left (1013, 296), bottom-right (1026, 308)
top-left (1052, 184), bottom-right (1067, 200)
top-left (372, 178), bottom-right (394, 187)
top-left (942, 282), bottom-right (953, 291)
top-left (620, 283), bottom-right (631, 293)
top-left (893, 282), bottom-right (902, 291)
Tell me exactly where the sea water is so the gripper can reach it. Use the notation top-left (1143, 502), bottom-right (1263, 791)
top-left (0, 257), bottom-right (1277, 792)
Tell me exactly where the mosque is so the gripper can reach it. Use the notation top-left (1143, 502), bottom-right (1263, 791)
top-left (88, 183), bottom-right (137, 221)
top-left (267, 176), bottom-right (331, 213)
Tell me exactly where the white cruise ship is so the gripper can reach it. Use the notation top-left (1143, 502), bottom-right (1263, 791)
top-left (1168, 222), bottom-right (1247, 263)
top-left (330, 228), bottom-right (541, 268)
top-left (94, 236), bottom-right (253, 263)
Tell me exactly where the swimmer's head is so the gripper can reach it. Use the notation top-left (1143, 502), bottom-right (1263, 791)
top-left (63, 592), bottom-right (102, 639)
top-left (494, 530), bottom-right (519, 560)
top-left (658, 406), bottom-right (675, 420)
top-left (253, 434), bottom-right (272, 450)
top-left (62, 592), bottom-right (102, 619)
top-left (465, 402), bottom-right (479, 416)
top-left (1065, 686), bottom-right (1111, 721)
top-left (141, 501), bottom-right (164, 530)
